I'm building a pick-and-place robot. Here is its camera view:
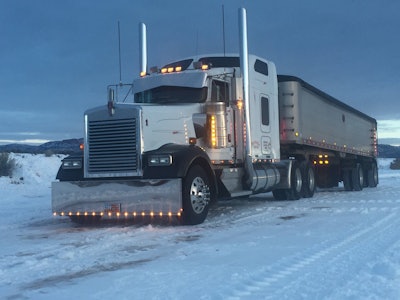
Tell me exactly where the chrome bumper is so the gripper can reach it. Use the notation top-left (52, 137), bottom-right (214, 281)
top-left (52, 179), bottom-right (182, 217)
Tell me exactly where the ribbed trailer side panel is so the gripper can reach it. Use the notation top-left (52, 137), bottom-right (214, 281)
top-left (278, 76), bottom-right (377, 158)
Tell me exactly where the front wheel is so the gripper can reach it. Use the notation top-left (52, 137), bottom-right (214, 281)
top-left (181, 165), bottom-right (212, 225)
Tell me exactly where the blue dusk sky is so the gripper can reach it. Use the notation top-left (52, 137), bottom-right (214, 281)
top-left (1, 0), bottom-right (399, 145)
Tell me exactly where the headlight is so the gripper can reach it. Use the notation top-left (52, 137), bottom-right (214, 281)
top-left (62, 159), bottom-right (82, 169)
top-left (148, 155), bottom-right (172, 166)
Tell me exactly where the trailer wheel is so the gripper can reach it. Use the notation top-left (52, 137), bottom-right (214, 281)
top-left (367, 162), bottom-right (378, 188)
top-left (286, 163), bottom-right (303, 200)
top-left (181, 165), bottom-right (211, 225)
top-left (301, 162), bottom-right (316, 198)
top-left (352, 163), bottom-right (364, 191)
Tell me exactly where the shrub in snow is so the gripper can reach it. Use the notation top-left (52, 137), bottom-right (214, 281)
top-left (44, 149), bottom-right (54, 157)
top-left (390, 158), bottom-right (400, 170)
top-left (0, 152), bottom-right (16, 177)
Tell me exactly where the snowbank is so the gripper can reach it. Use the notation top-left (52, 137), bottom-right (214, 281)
top-left (1, 154), bottom-right (400, 299)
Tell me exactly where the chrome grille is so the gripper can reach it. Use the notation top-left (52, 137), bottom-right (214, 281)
top-left (86, 116), bottom-right (140, 177)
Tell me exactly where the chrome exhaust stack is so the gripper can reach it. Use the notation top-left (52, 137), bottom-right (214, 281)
top-left (139, 22), bottom-right (147, 74)
top-left (239, 8), bottom-right (280, 192)
top-left (239, 8), bottom-right (251, 158)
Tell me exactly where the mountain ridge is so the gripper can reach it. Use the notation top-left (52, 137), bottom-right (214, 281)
top-left (0, 139), bottom-right (399, 158)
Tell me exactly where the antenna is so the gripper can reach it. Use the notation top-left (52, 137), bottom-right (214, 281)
top-left (222, 5), bottom-right (226, 56)
top-left (118, 21), bottom-right (122, 84)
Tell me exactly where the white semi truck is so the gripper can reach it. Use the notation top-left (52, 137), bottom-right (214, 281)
top-left (52, 8), bottom-right (378, 225)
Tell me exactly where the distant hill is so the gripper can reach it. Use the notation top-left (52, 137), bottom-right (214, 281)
top-left (378, 144), bottom-right (400, 158)
top-left (0, 139), bottom-right (399, 158)
top-left (0, 138), bottom-right (83, 155)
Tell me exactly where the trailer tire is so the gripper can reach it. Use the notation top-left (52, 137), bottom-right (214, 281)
top-left (181, 165), bottom-right (211, 225)
top-left (352, 163), bottom-right (364, 191)
top-left (301, 162), bottom-right (316, 198)
top-left (367, 162), bottom-right (378, 188)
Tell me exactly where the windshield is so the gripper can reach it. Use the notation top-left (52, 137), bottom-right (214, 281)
top-left (134, 86), bottom-right (207, 104)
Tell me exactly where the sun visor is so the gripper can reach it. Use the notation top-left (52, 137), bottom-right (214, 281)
top-left (133, 72), bottom-right (208, 93)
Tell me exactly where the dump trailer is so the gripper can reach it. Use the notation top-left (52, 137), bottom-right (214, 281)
top-left (52, 8), bottom-right (378, 225)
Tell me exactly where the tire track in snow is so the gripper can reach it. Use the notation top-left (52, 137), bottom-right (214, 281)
top-left (228, 209), bottom-right (400, 299)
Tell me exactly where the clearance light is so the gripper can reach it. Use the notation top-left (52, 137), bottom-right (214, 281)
top-left (237, 99), bottom-right (243, 110)
top-left (189, 137), bottom-right (197, 145)
top-left (201, 64), bottom-right (209, 70)
top-left (167, 67), bottom-right (174, 73)
top-left (175, 66), bottom-right (182, 72)
top-left (161, 68), bottom-right (168, 74)
top-left (210, 115), bottom-right (217, 148)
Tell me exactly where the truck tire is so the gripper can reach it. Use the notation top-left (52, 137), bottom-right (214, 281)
top-left (272, 163), bottom-right (303, 201)
top-left (352, 163), bottom-right (364, 191)
top-left (181, 165), bottom-right (211, 225)
top-left (367, 163), bottom-right (378, 187)
top-left (286, 162), bottom-right (303, 200)
top-left (301, 162), bottom-right (316, 198)
top-left (272, 189), bottom-right (288, 200)
top-left (343, 169), bottom-right (353, 191)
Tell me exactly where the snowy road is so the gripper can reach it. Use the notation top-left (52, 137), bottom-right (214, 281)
top-left (1, 154), bottom-right (400, 299)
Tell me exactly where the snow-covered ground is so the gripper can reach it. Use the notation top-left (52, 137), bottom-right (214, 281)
top-left (1, 154), bottom-right (400, 299)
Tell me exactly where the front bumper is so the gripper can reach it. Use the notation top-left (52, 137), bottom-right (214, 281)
top-left (52, 179), bottom-right (182, 218)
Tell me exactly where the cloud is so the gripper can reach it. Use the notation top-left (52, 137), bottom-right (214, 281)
top-left (378, 120), bottom-right (400, 139)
